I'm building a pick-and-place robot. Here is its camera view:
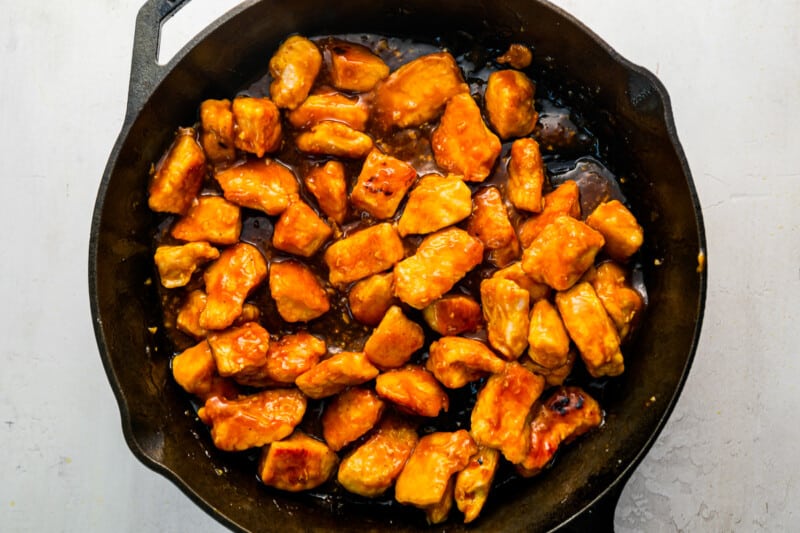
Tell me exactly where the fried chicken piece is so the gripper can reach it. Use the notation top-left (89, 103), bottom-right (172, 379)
top-left (375, 366), bottom-right (449, 417)
top-left (528, 299), bottom-right (571, 370)
top-left (197, 388), bottom-right (307, 451)
top-left (508, 138), bottom-right (545, 213)
top-left (200, 242), bottom-right (268, 330)
top-left (397, 174), bottom-right (472, 236)
top-left (586, 200), bottom-right (644, 261)
top-left (337, 415), bottom-right (418, 498)
top-left (480, 278), bottom-right (531, 360)
top-left (172, 340), bottom-right (237, 401)
top-left (350, 148), bottom-right (417, 219)
top-left (526, 349), bottom-right (576, 387)
top-left (321, 387), bottom-right (385, 451)
top-left (364, 306), bottom-right (425, 369)
top-left (295, 121), bottom-right (373, 158)
top-left (148, 128), bottom-right (205, 215)
top-left (426, 337), bottom-right (505, 389)
top-left (432, 93), bottom-right (502, 183)
top-left (324, 223), bottom-right (405, 286)
top-left (467, 186), bottom-right (521, 267)
top-left (426, 477), bottom-right (455, 525)
top-left (154, 242), bottom-right (219, 288)
top-left (170, 196), bottom-right (242, 245)
top-left (295, 351), bottom-right (379, 399)
top-left (491, 262), bottom-right (551, 303)
top-left (175, 290), bottom-right (259, 339)
top-left (371, 52), bottom-right (468, 130)
top-left (394, 228), bottom-right (484, 309)
top-left (555, 282), bottom-right (623, 377)
top-left (517, 387), bottom-right (603, 477)
top-left (586, 261), bottom-right (644, 340)
top-left (348, 272), bottom-right (395, 326)
top-left (287, 91), bottom-right (369, 130)
top-left (454, 446), bottom-right (500, 523)
top-left (496, 43), bottom-right (532, 69)
top-left (258, 431), bottom-right (338, 491)
top-left (304, 160), bottom-right (348, 225)
top-left (521, 215), bottom-right (605, 291)
top-left (269, 261), bottom-right (330, 323)
top-left (422, 294), bottom-right (482, 336)
top-left (199, 99), bottom-right (235, 163)
top-left (272, 200), bottom-right (332, 257)
top-left (265, 331), bottom-right (326, 384)
top-left (214, 159), bottom-right (299, 216)
top-left (470, 362), bottom-right (544, 464)
top-left (206, 322), bottom-right (270, 386)
top-left (326, 40), bottom-right (390, 92)
top-left (518, 180), bottom-right (581, 247)
top-left (485, 70), bottom-right (538, 140)
top-left (231, 97), bottom-right (282, 156)
top-left (269, 35), bottom-right (322, 110)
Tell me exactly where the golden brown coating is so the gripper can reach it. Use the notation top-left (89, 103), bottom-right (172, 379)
top-left (231, 97), bottom-right (283, 157)
top-left (371, 52), bottom-right (468, 130)
top-left (350, 148), bottom-right (417, 219)
top-left (348, 272), bottom-right (395, 326)
top-left (304, 160), bottom-right (348, 225)
top-left (324, 223), bottom-right (405, 286)
top-left (258, 431), bottom-right (338, 491)
top-left (521, 215), bottom-right (605, 291)
top-left (326, 40), bottom-right (390, 93)
top-left (518, 180), bottom-right (581, 248)
top-left (375, 366), bottom-right (449, 417)
top-left (337, 415), bottom-right (418, 497)
top-left (470, 362), bottom-right (544, 464)
top-left (507, 138), bottom-right (545, 213)
top-left (496, 43), bottom-right (532, 69)
top-left (526, 349), bottom-right (576, 387)
top-left (200, 243), bottom-right (267, 330)
top-left (199, 99), bottom-right (235, 163)
top-left (587, 261), bottom-right (644, 340)
top-left (295, 351), bottom-right (379, 399)
top-left (295, 120), bottom-right (374, 158)
top-left (287, 91), bottom-right (369, 130)
top-left (394, 228), bottom-right (484, 309)
top-left (555, 282), bottom-right (623, 377)
top-left (170, 196), bottom-right (242, 245)
top-left (484, 70), bottom-right (538, 140)
top-left (148, 129), bottom-right (206, 215)
top-left (214, 159), bottom-right (299, 216)
top-left (517, 386), bottom-right (602, 477)
top-left (268, 35), bottom-right (323, 110)
top-left (265, 331), bottom-right (327, 384)
top-left (422, 294), bottom-right (482, 336)
top-left (426, 336), bottom-right (506, 389)
top-left (467, 186), bottom-right (521, 267)
top-left (431, 92), bottom-right (502, 183)
top-left (321, 387), bottom-right (385, 451)
top-left (176, 291), bottom-right (259, 339)
top-left (154, 242), bottom-right (219, 289)
top-left (271, 200), bottom-right (332, 257)
top-left (268, 261), bottom-right (330, 323)
top-left (364, 306), bottom-right (425, 369)
top-left (397, 174), bottom-right (473, 236)
top-left (528, 299), bottom-right (571, 370)
top-left (491, 262), bottom-right (551, 303)
top-left (206, 322), bottom-right (270, 385)
top-left (197, 388), bottom-right (307, 451)
top-left (480, 278), bottom-right (531, 360)
top-left (425, 477), bottom-right (455, 525)
top-left (586, 200), bottom-right (644, 261)
top-left (172, 340), bottom-right (237, 401)
top-left (454, 446), bottom-right (500, 524)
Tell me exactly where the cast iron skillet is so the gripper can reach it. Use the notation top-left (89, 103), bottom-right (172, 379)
top-left (89, 0), bottom-right (707, 530)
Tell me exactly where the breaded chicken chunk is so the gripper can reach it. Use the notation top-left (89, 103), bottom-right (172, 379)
top-left (484, 70), bottom-right (538, 140)
top-left (264, 331), bottom-right (326, 384)
top-left (269, 261), bottom-right (330, 323)
top-left (491, 262), bottom-right (551, 303)
top-left (426, 337), bottom-right (505, 389)
top-left (172, 340), bottom-right (237, 401)
top-left (199, 98), bottom-right (235, 163)
top-left (454, 446), bottom-right (500, 523)
top-left (496, 43), bottom-right (532, 69)
top-left (214, 159), bottom-right (299, 216)
top-left (586, 200), bottom-right (644, 261)
top-left (175, 291), bottom-right (259, 339)
top-left (322, 387), bottom-right (385, 451)
top-left (295, 120), bottom-right (373, 158)
top-left (200, 242), bottom-right (267, 330)
top-left (295, 351), bottom-right (379, 399)
top-left (304, 160), bottom-right (348, 225)
top-left (269, 35), bottom-right (322, 110)
top-left (586, 261), bottom-right (644, 340)
top-left (528, 299), bottom-right (571, 370)
top-left (258, 431), bottom-right (338, 491)
top-left (480, 278), bottom-right (531, 360)
top-left (148, 128), bottom-right (205, 215)
top-left (518, 180), bottom-right (581, 247)
top-left (375, 366), bottom-right (449, 417)
top-left (364, 305), bottom-right (425, 369)
top-left (348, 272), bottom-right (395, 326)
top-left (350, 148), bottom-right (417, 219)
top-left (324, 223), bottom-right (405, 286)
top-left (397, 174), bottom-right (473, 236)
top-left (507, 138), bottom-right (545, 213)
top-left (231, 97), bottom-right (283, 156)
top-left (422, 294), bottom-right (482, 336)
top-left (207, 322), bottom-right (270, 385)
top-left (170, 196), bottom-right (242, 245)
top-left (326, 40), bottom-right (390, 93)
top-left (467, 186), bottom-right (521, 267)
top-left (271, 200), bottom-right (332, 257)
top-left (287, 91), bottom-right (369, 130)
top-left (154, 241), bottom-right (219, 288)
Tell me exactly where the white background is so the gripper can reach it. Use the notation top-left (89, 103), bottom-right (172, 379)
top-left (1, 0), bottom-right (798, 531)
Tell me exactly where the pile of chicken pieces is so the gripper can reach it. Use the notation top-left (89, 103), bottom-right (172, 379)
top-left (149, 34), bottom-right (645, 525)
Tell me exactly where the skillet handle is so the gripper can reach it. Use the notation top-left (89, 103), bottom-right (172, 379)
top-left (126, 0), bottom-right (193, 118)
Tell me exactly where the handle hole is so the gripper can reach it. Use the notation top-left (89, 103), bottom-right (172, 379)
top-left (157, 0), bottom-right (240, 65)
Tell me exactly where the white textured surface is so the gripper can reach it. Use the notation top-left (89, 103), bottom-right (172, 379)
top-left (1, 1), bottom-right (798, 531)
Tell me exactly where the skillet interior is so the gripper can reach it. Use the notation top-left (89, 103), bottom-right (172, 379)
top-left (89, 0), bottom-right (706, 530)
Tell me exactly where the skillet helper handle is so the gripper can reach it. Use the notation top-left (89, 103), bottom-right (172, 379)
top-left (559, 477), bottom-right (627, 532)
top-left (126, 0), bottom-right (193, 118)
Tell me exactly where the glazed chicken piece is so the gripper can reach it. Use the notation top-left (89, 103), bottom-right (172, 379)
top-left (348, 272), bottom-right (395, 326)
top-left (528, 299), bottom-right (571, 370)
top-left (586, 261), bottom-right (644, 340)
top-left (431, 92), bottom-right (502, 183)
top-left (375, 366), bottom-right (449, 417)
top-left (507, 138), bottom-right (545, 213)
top-left (199, 99), bottom-right (235, 163)
top-left (337, 415), bottom-right (418, 498)
top-left (295, 120), bottom-right (374, 158)
top-left (148, 128), bottom-right (205, 215)
top-left (175, 290), bottom-right (259, 339)
top-left (350, 148), bottom-right (417, 219)
top-left (422, 294), bottom-right (482, 336)
top-left (324, 223), bottom-right (405, 286)
top-left (287, 91), bottom-right (369, 130)
top-left (326, 40), bottom-right (390, 92)
top-left (397, 174), bottom-right (473, 236)
top-left (484, 70), bottom-right (538, 140)
top-left (491, 262), bottom-right (551, 303)
top-left (364, 306), bottom-right (425, 369)
top-left (480, 278), bottom-right (531, 360)
top-left (231, 97), bottom-right (283, 156)
top-left (271, 200), bottom-right (332, 257)
top-left (470, 362), bottom-right (545, 464)
top-left (425, 477), bottom-right (456, 525)
top-left (295, 351), bottom-right (379, 399)
top-left (172, 340), bottom-right (237, 401)
top-left (321, 387), bottom-right (385, 451)
top-left (198, 388), bottom-right (307, 451)
top-left (426, 336), bottom-right (505, 389)
top-left (467, 186), bottom-right (521, 267)
top-left (371, 52), bottom-right (468, 130)
top-left (170, 196), bottom-right (241, 245)
top-left (518, 180), bottom-right (582, 247)
top-left (517, 386), bottom-right (603, 477)
top-left (304, 160), bottom-right (348, 225)
top-left (526, 349), bottom-right (576, 387)
top-left (454, 446), bottom-right (500, 524)
top-left (154, 242), bottom-right (219, 288)
top-left (394, 228), bottom-right (484, 309)
top-left (555, 282), bottom-right (624, 377)
top-left (521, 215), bottom-right (605, 291)
top-left (214, 159), bottom-right (299, 216)
top-left (268, 261), bottom-right (330, 323)
top-left (206, 322), bottom-right (270, 386)
top-left (200, 242), bottom-right (268, 330)
top-left (496, 43), bottom-right (532, 69)
top-left (264, 331), bottom-right (326, 384)
top-left (269, 35), bottom-right (322, 110)
top-left (586, 200), bottom-right (644, 261)
top-left (258, 431), bottom-right (338, 491)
